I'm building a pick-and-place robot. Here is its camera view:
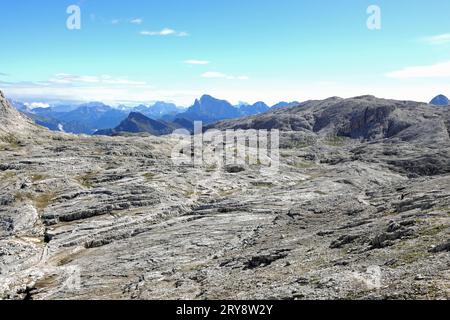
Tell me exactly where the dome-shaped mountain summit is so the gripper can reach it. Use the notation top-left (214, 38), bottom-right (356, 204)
top-left (430, 94), bottom-right (449, 106)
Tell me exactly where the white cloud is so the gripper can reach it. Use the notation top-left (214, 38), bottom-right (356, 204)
top-left (49, 74), bottom-right (147, 86)
top-left (201, 72), bottom-right (249, 80)
top-left (421, 33), bottom-right (450, 45)
top-left (5, 84), bottom-right (200, 106)
top-left (24, 102), bottom-right (50, 109)
top-left (50, 74), bottom-right (100, 84)
top-left (5, 77), bottom-right (450, 107)
top-left (185, 60), bottom-right (210, 65)
top-left (386, 61), bottom-right (450, 79)
top-left (130, 18), bottom-right (143, 24)
top-left (140, 28), bottom-right (189, 37)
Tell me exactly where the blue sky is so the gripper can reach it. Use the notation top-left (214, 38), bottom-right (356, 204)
top-left (1, 0), bottom-right (450, 106)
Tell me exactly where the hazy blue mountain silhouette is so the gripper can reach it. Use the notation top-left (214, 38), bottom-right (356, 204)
top-left (94, 112), bottom-right (177, 136)
top-left (271, 101), bottom-right (300, 109)
top-left (430, 95), bottom-right (449, 106)
top-left (239, 101), bottom-right (270, 116)
top-left (176, 95), bottom-right (241, 124)
top-left (11, 95), bottom-right (297, 135)
top-left (133, 102), bottom-right (183, 119)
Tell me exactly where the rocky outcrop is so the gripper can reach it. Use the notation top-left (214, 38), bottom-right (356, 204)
top-left (0, 91), bottom-right (449, 300)
top-left (0, 90), bottom-right (37, 135)
top-left (210, 96), bottom-right (450, 144)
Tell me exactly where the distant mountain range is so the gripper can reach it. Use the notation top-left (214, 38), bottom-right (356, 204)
top-left (9, 101), bottom-right (186, 135)
top-left (10, 95), bottom-right (300, 135)
top-left (165, 95), bottom-right (299, 124)
top-left (10, 94), bottom-right (449, 137)
top-left (132, 102), bottom-right (183, 119)
top-left (6, 93), bottom-right (450, 139)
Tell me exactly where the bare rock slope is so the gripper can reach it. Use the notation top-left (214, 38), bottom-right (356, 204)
top-left (211, 96), bottom-right (450, 143)
top-left (0, 91), bottom-right (449, 300)
top-left (0, 91), bottom-right (37, 135)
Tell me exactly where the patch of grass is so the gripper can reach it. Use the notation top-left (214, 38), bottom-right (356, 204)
top-left (184, 190), bottom-right (196, 198)
top-left (243, 155), bottom-right (262, 165)
top-left (250, 181), bottom-right (274, 188)
top-left (2, 171), bottom-right (16, 179)
top-left (397, 250), bottom-right (427, 266)
top-left (31, 174), bottom-right (48, 183)
top-left (419, 225), bottom-right (448, 237)
top-left (292, 161), bottom-right (316, 169)
top-left (284, 138), bottom-right (316, 149)
top-left (75, 172), bottom-right (97, 188)
top-left (0, 134), bottom-right (22, 148)
top-left (143, 172), bottom-right (156, 181)
top-left (205, 164), bottom-right (218, 172)
top-left (423, 282), bottom-right (446, 299)
top-left (34, 274), bottom-right (59, 289)
top-left (34, 192), bottom-right (56, 211)
top-left (323, 135), bottom-right (346, 147)
top-left (14, 191), bottom-right (34, 202)
top-left (14, 191), bottom-right (55, 210)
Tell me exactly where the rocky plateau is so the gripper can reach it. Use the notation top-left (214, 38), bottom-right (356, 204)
top-left (0, 91), bottom-right (449, 300)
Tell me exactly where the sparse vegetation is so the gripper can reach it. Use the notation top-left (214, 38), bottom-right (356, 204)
top-left (31, 174), bottom-right (48, 183)
top-left (251, 181), bottom-right (274, 188)
top-left (143, 172), bottom-right (156, 181)
top-left (0, 134), bottom-right (21, 148)
top-left (2, 171), bottom-right (16, 179)
top-left (14, 191), bottom-right (34, 202)
top-left (323, 135), bottom-right (346, 147)
top-left (2, 89), bottom-right (450, 299)
top-left (219, 189), bottom-right (238, 197)
top-left (75, 172), bottom-right (97, 188)
top-left (292, 160), bottom-right (316, 169)
top-left (419, 224), bottom-right (447, 237)
top-left (393, 249), bottom-right (428, 267)
top-left (205, 164), bottom-right (218, 172)
top-left (14, 191), bottom-right (56, 210)
top-left (184, 189), bottom-right (197, 198)
top-left (34, 192), bottom-right (56, 210)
